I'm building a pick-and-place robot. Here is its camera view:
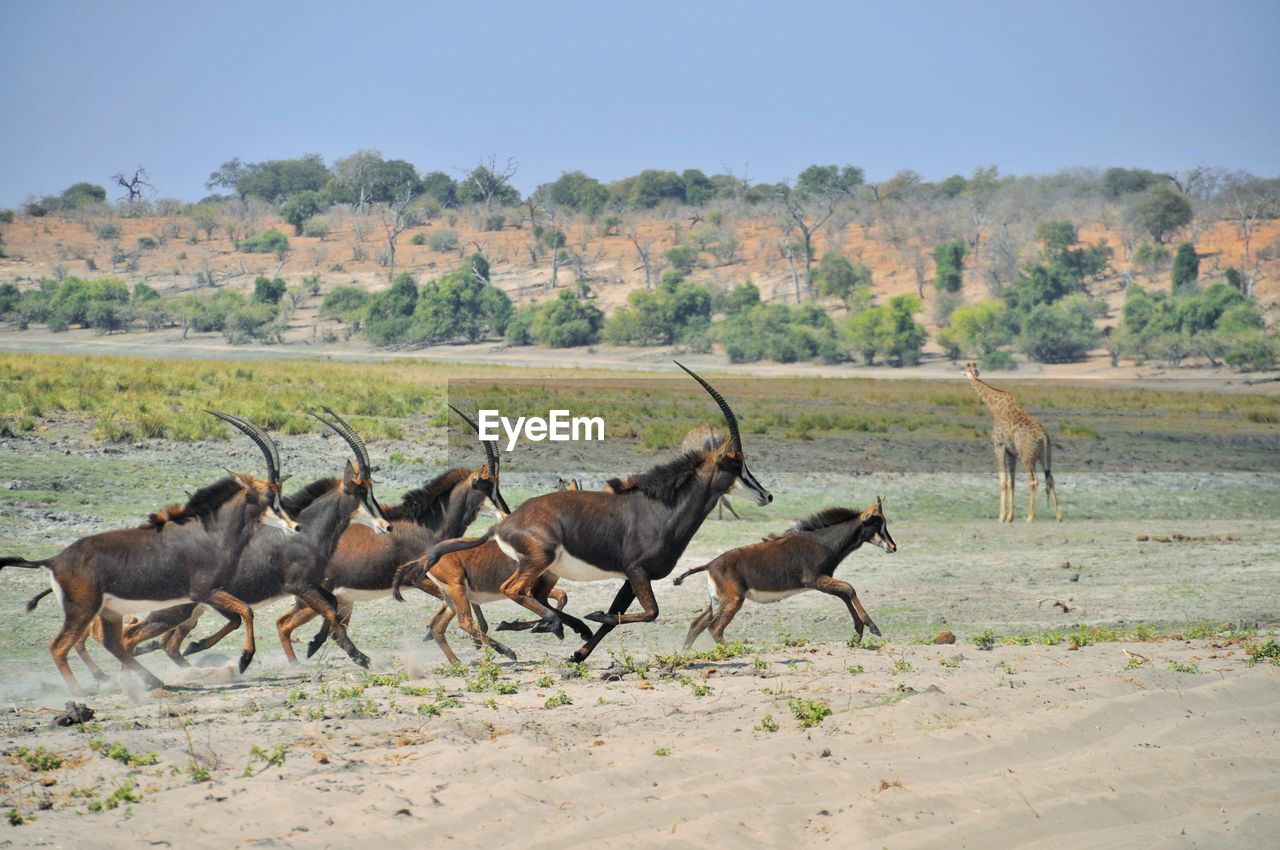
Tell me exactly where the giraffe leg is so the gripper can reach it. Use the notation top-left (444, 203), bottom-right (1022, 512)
top-left (1004, 450), bottom-right (1017, 522)
top-left (1025, 458), bottom-right (1039, 524)
top-left (994, 446), bottom-right (1008, 523)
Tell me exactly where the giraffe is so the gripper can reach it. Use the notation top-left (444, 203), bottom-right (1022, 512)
top-left (964, 362), bottom-right (1062, 523)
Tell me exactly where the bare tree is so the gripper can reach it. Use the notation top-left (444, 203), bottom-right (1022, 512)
top-left (627, 229), bottom-right (654, 291)
top-left (1222, 174), bottom-right (1280, 296)
top-left (775, 190), bottom-right (835, 299)
top-left (376, 184), bottom-right (421, 275)
top-left (112, 166), bottom-right (152, 203)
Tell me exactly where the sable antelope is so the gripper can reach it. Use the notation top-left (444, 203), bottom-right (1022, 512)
top-left (391, 478), bottom-right (589, 664)
top-left (674, 499), bottom-right (895, 648)
top-left (682, 425), bottom-right (741, 520)
top-left (274, 404), bottom-right (513, 662)
top-left (2, 413), bottom-right (297, 695)
top-left (121, 410), bottom-right (390, 671)
top-left (423, 361), bottom-right (772, 662)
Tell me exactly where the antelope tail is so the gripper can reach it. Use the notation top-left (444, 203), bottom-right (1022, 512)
top-left (672, 564), bottom-right (709, 586)
top-left (1, 556), bottom-right (51, 571)
top-left (26, 588), bottom-right (52, 612)
top-left (391, 557), bottom-right (426, 602)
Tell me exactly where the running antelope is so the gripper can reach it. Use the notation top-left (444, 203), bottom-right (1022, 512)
top-left (275, 405), bottom-right (512, 662)
top-left (673, 500), bottom-right (894, 648)
top-left (391, 478), bottom-right (589, 663)
top-left (2, 413), bottom-right (297, 694)
top-left (121, 410), bottom-right (390, 671)
top-left (424, 362), bottom-right (772, 662)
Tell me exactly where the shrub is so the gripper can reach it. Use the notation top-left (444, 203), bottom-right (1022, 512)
top-left (136, 236), bottom-right (158, 250)
top-left (604, 272), bottom-right (711, 346)
top-left (811, 253), bottom-right (872, 303)
top-left (980, 350), bottom-right (1018, 371)
top-left (429, 229), bottom-right (459, 252)
top-left (301, 216), bottom-right (330, 239)
top-left (252, 276), bottom-right (287, 305)
top-left (1172, 243), bottom-right (1199, 293)
top-left (320, 286), bottom-right (369, 322)
top-left (1016, 295), bottom-right (1102, 363)
top-left (932, 239), bottom-right (968, 293)
top-left (96, 223), bottom-right (121, 241)
top-left (237, 229), bottom-right (290, 254)
top-left (947, 300), bottom-right (1013, 356)
top-left (410, 232), bottom-right (427, 246)
top-left (664, 245), bottom-right (699, 274)
top-left (720, 302), bottom-right (839, 364)
top-left (1223, 332), bottom-right (1277, 371)
top-left (528, 291), bottom-right (604, 347)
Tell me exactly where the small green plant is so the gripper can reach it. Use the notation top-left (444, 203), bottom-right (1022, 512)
top-left (781, 634), bottom-right (809, 648)
top-left (562, 661), bottom-right (592, 679)
top-left (288, 688), bottom-right (308, 704)
top-left (972, 630), bottom-right (996, 651)
top-left (788, 697), bottom-right (833, 729)
top-left (544, 691), bottom-right (573, 708)
top-left (847, 664), bottom-right (865, 675)
top-left (536, 675), bottom-right (555, 688)
top-left (434, 661), bottom-right (467, 678)
top-left (892, 657), bottom-right (914, 674)
top-left (1246, 638), bottom-right (1280, 667)
top-left (189, 764), bottom-right (211, 783)
top-left (361, 671), bottom-right (408, 687)
top-left (243, 743), bottom-right (287, 776)
top-left (400, 685), bottom-right (432, 696)
top-left (331, 684), bottom-right (366, 699)
top-left (938, 657), bottom-right (960, 669)
top-left (682, 677), bottom-right (712, 698)
top-left (998, 661), bottom-right (1016, 675)
top-left (755, 714), bottom-right (780, 733)
top-left (88, 780), bottom-right (142, 812)
top-left (1125, 657), bottom-right (1146, 670)
top-left (1166, 661), bottom-right (1201, 674)
top-left (607, 648), bottom-right (649, 679)
top-left (654, 747), bottom-right (672, 757)
top-left (6, 808), bottom-right (30, 826)
top-left (752, 655), bottom-right (769, 674)
top-left (17, 746), bottom-right (64, 771)
top-left (93, 740), bottom-right (159, 767)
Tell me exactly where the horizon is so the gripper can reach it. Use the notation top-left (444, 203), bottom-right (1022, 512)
top-left (1, 0), bottom-right (1279, 207)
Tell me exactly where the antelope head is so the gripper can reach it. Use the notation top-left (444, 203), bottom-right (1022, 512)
top-left (208, 411), bottom-right (299, 534)
top-left (675, 361), bottom-right (772, 507)
top-left (860, 496), bottom-right (896, 553)
top-left (311, 408), bottom-right (391, 534)
top-left (448, 404), bottom-right (512, 519)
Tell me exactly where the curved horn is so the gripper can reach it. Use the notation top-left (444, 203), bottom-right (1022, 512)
top-left (318, 406), bottom-right (373, 476)
top-left (674, 361), bottom-right (741, 452)
top-left (206, 411), bottom-right (280, 484)
top-left (448, 404), bottom-right (499, 475)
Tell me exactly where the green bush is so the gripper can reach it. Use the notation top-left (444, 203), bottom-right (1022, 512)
top-left (723, 281), bottom-right (761, 316)
top-left (980, 350), bottom-right (1018, 371)
top-left (410, 232), bottom-right (427, 246)
top-left (1016, 295), bottom-right (1102, 363)
top-left (429, 229), bottom-right (459, 252)
top-left (252, 276), bottom-right (288, 305)
top-left (237, 229), bottom-right (290, 254)
top-left (301, 216), bottom-right (330, 239)
top-left (506, 291), bottom-right (604, 348)
top-left (604, 272), bottom-right (711, 346)
top-left (720, 302), bottom-right (839, 364)
top-left (664, 245), bottom-right (699, 274)
top-left (842, 294), bottom-right (927, 367)
top-left (1172, 243), bottom-right (1199, 293)
top-left (1223, 333), bottom-right (1277, 371)
top-left (947, 300), bottom-right (1013, 356)
top-left (96, 223), bottom-right (121, 241)
top-left (320, 286), bottom-right (369, 322)
top-left (811, 253), bottom-right (872, 303)
top-left (932, 239), bottom-right (967, 293)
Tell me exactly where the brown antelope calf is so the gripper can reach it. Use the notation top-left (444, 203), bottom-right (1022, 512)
top-left (673, 499), bottom-right (895, 649)
top-left (391, 479), bottom-right (589, 663)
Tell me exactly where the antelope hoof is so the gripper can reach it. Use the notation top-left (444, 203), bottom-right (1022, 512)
top-left (305, 638), bottom-right (325, 660)
top-left (494, 643), bottom-right (518, 662)
top-left (133, 640), bottom-right (160, 656)
top-left (867, 621), bottom-right (883, 638)
top-left (584, 611), bottom-right (617, 626)
top-left (142, 674), bottom-right (165, 691)
top-left (182, 641), bottom-right (207, 657)
top-left (91, 670), bottom-right (111, 683)
top-left (569, 649), bottom-right (589, 664)
top-left (350, 650), bottom-right (371, 669)
top-left (238, 651), bottom-right (254, 674)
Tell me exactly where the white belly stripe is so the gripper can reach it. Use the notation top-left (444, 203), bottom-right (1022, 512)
top-left (746, 588), bottom-right (809, 604)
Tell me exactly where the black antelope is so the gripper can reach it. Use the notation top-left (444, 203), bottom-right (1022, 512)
top-left (673, 500), bottom-right (895, 648)
top-left (423, 362), bottom-right (772, 662)
top-left (275, 405), bottom-right (512, 662)
top-left (2, 413), bottom-right (296, 695)
top-left (391, 478), bottom-right (589, 664)
top-left (120, 410), bottom-right (390, 671)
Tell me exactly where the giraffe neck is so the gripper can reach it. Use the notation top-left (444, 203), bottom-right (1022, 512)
top-left (968, 375), bottom-right (1012, 413)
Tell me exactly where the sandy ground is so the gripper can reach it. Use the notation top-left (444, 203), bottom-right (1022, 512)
top-left (0, 638), bottom-right (1277, 849)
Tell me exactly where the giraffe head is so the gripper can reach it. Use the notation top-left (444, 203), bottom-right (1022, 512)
top-left (965, 362), bottom-right (980, 381)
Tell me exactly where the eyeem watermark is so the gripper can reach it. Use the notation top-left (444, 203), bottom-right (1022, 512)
top-left (478, 409), bottom-right (605, 451)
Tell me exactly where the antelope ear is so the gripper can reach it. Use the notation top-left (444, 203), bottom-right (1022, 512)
top-left (278, 474), bottom-right (292, 485)
top-left (226, 467), bottom-right (254, 489)
top-left (343, 459), bottom-right (356, 483)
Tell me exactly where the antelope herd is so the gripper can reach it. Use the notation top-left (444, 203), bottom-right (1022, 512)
top-left (2, 363), bottom-right (1061, 694)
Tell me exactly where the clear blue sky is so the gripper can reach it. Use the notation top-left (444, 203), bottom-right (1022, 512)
top-left (2, 0), bottom-right (1277, 206)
